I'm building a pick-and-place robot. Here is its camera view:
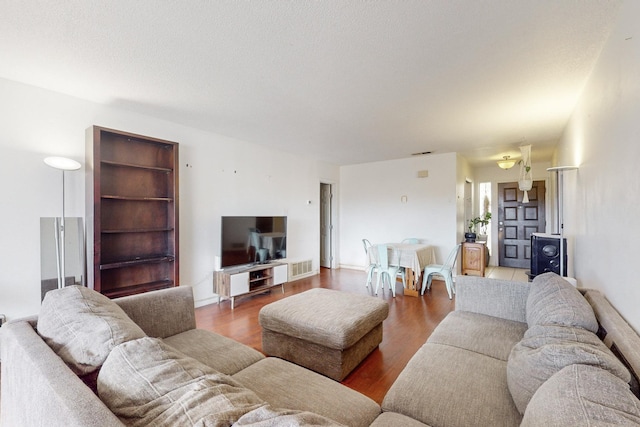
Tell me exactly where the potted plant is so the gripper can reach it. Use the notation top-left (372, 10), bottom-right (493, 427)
top-left (465, 220), bottom-right (477, 242)
top-left (518, 163), bottom-right (532, 191)
top-left (476, 212), bottom-right (492, 241)
top-left (466, 212), bottom-right (492, 243)
top-left (518, 144), bottom-right (533, 203)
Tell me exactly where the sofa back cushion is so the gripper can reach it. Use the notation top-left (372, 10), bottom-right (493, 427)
top-left (507, 324), bottom-right (631, 414)
top-left (526, 272), bottom-right (598, 332)
top-left (37, 285), bottom-right (146, 375)
top-left (521, 364), bottom-right (640, 426)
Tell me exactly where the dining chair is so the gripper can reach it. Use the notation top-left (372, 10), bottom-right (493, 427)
top-left (401, 238), bottom-right (419, 244)
top-left (421, 244), bottom-right (461, 299)
top-left (374, 244), bottom-right (404, 297)
top-left (362, 239), bottom-right (377, 287)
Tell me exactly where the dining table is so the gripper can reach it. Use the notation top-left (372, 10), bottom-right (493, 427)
top-left (367, 243), bottom-right (435, 297)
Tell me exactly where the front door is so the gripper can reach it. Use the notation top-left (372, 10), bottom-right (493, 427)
top-left (498, 181), bottom-right (546, 268)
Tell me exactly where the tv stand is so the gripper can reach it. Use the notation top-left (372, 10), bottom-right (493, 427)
top-left (214, 262), bottom-right (288, 309)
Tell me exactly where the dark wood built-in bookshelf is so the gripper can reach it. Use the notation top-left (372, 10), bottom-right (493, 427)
top-left (86, 126), bottom-right (179, 298)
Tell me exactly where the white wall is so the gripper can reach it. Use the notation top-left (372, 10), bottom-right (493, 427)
top-left (555, 1), bottom-right (640, 332)
top-left (0, 78), bottom-right (339, 320)
top-left (339, 153), bottom-right (459, 270)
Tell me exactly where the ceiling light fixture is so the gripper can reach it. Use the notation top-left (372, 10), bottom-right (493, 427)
top-left (497, 156), bottom-right (516, 170)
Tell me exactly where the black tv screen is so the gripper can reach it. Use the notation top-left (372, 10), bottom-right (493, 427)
top-left (221, 216), bottom-right (287, 268)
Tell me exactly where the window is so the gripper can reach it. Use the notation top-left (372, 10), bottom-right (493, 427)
top-left (478, 182), bottom-right (491, 245)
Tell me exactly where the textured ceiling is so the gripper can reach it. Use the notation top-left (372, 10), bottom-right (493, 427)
top-left (0, 1), bottom-right (622, 166)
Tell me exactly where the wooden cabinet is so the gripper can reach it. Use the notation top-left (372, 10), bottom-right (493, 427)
top-left (214, 263), bottom-right (288, 309)
top-left (461, 242), bottom-right (486, 277)
top-left (86, 126), bottom-right (179, 298)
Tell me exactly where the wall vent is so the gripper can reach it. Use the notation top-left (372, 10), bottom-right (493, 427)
top-left (288, 259), bottom-right (313, 281)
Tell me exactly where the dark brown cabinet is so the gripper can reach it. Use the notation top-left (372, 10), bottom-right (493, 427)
top-left (86, 126), bottom-right (179, 298)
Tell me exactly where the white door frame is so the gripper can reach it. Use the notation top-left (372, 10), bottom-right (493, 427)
top-left (320, 182), bottom-right (335, 268)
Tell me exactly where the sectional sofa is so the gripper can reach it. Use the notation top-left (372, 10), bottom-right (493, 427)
top-left (378, 273), bottom-right (640, 426)
top-left (1, 273), bottom-right (640, 426)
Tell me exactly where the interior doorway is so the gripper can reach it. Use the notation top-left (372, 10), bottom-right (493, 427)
top-left (320, 183), bottom-right (333, 268)
top-left (464, 179), bottom-right (473, 229)
top-left (498, 180), bottom-right (546, 268)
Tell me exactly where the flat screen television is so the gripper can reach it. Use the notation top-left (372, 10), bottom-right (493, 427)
top-left (220, 216), bottom-right (287, 268)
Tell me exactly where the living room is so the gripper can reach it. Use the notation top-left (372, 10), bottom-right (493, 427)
top-left (0, 0), bottom-right (638, 341)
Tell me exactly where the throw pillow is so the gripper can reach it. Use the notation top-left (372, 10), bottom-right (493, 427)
top-left (521, 364), bottom-right (640, 426)
top-left (37, 285), bottom-right (146, 375)
top-left (526, 272), bottom-right (598, 332)
top-left (507, 324), bottom-right (631, 414)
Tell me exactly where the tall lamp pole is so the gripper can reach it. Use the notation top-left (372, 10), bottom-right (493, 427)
top-left (546, 166), bottom-right (578, 277)
top-left (44, 156), bottom-right (82, 289)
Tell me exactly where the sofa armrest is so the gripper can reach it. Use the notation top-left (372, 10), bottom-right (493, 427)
top-left (455, 276), bottom-right (530, 323)
top-left (114, 286), bottom-right (196, 338)
top-left (585, 290), bottom-right (640, 394)
top-left (0, 321), bottom-right (124, 427)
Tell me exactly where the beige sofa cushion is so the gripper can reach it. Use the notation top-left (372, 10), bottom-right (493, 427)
top-left (526, 272), bottom-right (598, 332)
top-left (521, 364), bottom-right (640, 426)
top-left (427, 311), bottom-right (527, 361)
top-left (507, 324), bottom-right (631, 414)
top-left (370, 412), bottom-right (431, 426)
top-left (382, 343), bottom-right (522, 427)
top-left (37, 285), bottom-right (146, 375)
top-left (98, 337), bottom-right (340, 426)
top-left (163, 328), bottom-right (264, 375)
top-left (233, 357), bottom-right (381, 427)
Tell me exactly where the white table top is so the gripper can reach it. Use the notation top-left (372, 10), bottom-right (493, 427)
top-left (367, 243), bottom-right (435, 276)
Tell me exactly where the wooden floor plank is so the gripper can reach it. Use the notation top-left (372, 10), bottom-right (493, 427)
top-left (195, 267), bottom-right (455, 404)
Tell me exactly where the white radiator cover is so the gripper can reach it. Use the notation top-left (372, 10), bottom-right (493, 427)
top-left (288, 259), bottom-right (313, 281)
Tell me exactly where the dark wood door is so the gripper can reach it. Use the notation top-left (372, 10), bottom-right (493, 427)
top-left (498, 181), bottom-right (545, 268)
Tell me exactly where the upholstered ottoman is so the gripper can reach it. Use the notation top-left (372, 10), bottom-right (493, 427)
top-left (259, 288), bottom-right (389, 381)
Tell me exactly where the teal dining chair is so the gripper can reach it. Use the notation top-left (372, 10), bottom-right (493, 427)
top-left (374, 244), bottom-right (405, 297)
top-left (421, 244), bottom-right (461, 299)
top-left (362, 239), bottom-right (376, 287)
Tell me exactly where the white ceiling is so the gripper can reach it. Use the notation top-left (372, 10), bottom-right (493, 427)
top-left (0, 1), bottom-right (622, 166)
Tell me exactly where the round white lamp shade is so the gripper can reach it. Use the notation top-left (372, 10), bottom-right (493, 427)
top-left (44, 156), bottom-right (81, 171)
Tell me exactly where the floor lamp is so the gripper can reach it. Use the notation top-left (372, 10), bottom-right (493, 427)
top-left (44, 156), bottom-right (82, 289)
top-left (546, 165), bottom-right (578, 277)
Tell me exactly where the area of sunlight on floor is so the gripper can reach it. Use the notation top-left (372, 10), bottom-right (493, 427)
top-left (484, 266), bottom-right (529, 282)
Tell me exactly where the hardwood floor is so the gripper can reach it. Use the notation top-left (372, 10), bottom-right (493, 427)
top-left (195, 267), bottom-right (456, 404)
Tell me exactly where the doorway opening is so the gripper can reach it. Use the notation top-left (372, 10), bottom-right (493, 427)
top-left (320, 183), bottom-right (333, 269)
